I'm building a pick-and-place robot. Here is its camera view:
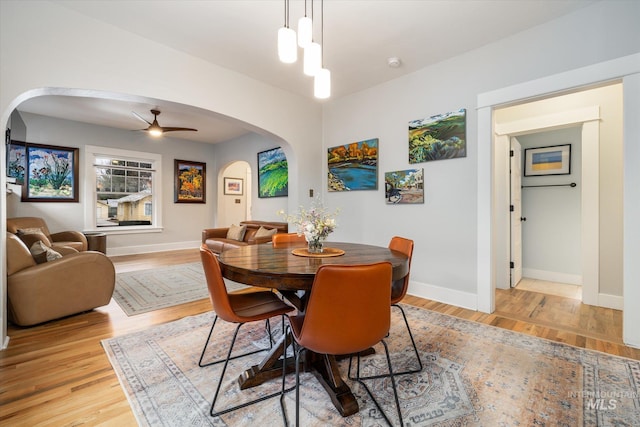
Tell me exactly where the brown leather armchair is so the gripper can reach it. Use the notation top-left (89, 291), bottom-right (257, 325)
top-left (7, 217), bottom-right (88, 252)
top-left (6, 233), bottom-right (115, 326)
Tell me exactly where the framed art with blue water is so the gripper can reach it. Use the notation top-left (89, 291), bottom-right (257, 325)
top-left (327, 138), bottom-right (378, 192)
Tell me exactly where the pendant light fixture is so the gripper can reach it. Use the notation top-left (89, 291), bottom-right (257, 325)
top-left (314, 0), bottom-right (331, 98)
top-left (277, 0), bottom-right (330, 98)
top-left (297, 0), bottom-right (312, 48)
top-left (278, 0), bottom-right (297, 63)
top-left (303, 0), bottom-right (321, 76)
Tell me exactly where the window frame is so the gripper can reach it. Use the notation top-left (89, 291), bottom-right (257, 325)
top-left (84, 145), bottom-right (163, 234)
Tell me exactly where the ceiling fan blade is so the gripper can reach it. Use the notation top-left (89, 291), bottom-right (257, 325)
top-left (132, 111), bottom-right (152, 125)
top-left (161, 127), bottom-right (198, 133)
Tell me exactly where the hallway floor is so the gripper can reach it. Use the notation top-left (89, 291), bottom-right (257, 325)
top-left (516, 277), bottom-right (582, 299)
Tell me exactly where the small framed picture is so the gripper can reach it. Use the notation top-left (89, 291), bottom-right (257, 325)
top-left (174, 159), bottom-right (206, 203)
top-left (224, 177), bottom-right (243, 195)
top-left (6, 140), bottom-right (26, 185)
top-left (524, 144), bottom-right (571, 176)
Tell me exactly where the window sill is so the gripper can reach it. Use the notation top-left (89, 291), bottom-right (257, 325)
top-left (83, 226), bottom-right (164, 236)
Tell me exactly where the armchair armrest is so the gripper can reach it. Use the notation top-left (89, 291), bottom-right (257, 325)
top-left (50, 230), bottom-right (88, 245)
top-left (202, 228), bottom-right (230, 243)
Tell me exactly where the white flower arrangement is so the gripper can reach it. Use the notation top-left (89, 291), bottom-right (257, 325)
top-left (278, 198), bottom-right (339, 251)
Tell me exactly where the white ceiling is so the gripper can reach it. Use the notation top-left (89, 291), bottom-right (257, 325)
top-left (16, 0), bottom-right (596, 144)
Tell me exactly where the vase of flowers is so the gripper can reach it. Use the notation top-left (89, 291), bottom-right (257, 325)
top-left (279, 198), bottom-right (338, 254)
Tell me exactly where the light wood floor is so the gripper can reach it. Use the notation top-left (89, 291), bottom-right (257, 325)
top-left (1, 249), bottom-right (638, 426)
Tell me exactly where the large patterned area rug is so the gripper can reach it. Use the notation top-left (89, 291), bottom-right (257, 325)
top-left (102, 305), bottom-right (640, 426)
top-left (113, 262), bottom-right (247, 316)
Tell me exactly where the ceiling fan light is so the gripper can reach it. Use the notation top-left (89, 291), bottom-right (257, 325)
top-left (297, 16), bottom-right (312, 48)
top-left (148, 127), bottom-right (163, 137)
top-left (278, 27), bottom-right (297, 64)
top-left (303, 42), bottom-right (321, 76)
top-left (314, 68), bottom-right (331, 99)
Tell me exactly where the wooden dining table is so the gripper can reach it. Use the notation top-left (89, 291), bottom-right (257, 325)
top-left (217, 241), bottom-right (409, 417)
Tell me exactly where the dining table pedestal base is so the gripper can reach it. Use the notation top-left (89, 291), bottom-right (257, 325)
top-left (236, 334), bottom-right (365, 417)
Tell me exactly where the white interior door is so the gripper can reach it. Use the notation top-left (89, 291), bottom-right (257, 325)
top-left (510, 137), bottom-right (523, 287)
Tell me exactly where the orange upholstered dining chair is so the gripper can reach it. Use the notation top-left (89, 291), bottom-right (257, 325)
top-left (356, 236), bottom-right (421, 381)
top-left (279, 262), bottom-right (403, 426)
top-left (272, 232), bottom-right (306, 248)
top-left (198, 245), bottom-right (294, 417)
top-left (387, 236), bottom-right (421, 375)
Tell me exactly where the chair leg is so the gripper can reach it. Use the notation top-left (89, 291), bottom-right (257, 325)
top-left (199, 315), bottom-right (274, 368)
top-left (348, 304), bottom-right (423, 380)
top-left (392, 303), bottom-right (423, 375)
top-left (280, 325), bottom-right (297, 427)
top-left (351, 340), bottom-right (403, 426)
top-left (209, 316), bottom-right (292, 418)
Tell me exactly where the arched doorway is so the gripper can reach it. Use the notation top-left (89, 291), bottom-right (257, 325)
top-left (216, 161), bottom-right (251, 227)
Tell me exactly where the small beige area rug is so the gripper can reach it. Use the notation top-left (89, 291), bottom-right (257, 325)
top-left (102, 304), bottom-right (640, 426)
top-left (113, 262), bottom-right (247, 316)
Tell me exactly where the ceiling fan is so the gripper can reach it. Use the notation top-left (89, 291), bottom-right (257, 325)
top-left (132, 109), bottom-right (197, 136)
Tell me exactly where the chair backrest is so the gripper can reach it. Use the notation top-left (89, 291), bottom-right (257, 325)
top-left (272, 233), bottom-right (306, 247)
top-left (296, 262), bottom-right (392, 355)
top-left (388, 236), bottom-right (414, 304)
top-left (7, 217), bottom-right (52, 238)
top-left (199, 244), bottom-right (240, 323)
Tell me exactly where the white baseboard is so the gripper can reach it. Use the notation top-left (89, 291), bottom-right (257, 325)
top-left (597, 293), bottom-right (623, 311)
top-left (107, 240), bottom-right (201, 256)
top-left (522, 268), bottom-right (582, 285)
top-left (408, 280), bottom-right (478, 311)
top-left (1, 335), bottom-right (9, 350)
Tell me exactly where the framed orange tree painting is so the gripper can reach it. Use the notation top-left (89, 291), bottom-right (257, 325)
top-left (174, 159), bottom-right (206, 203)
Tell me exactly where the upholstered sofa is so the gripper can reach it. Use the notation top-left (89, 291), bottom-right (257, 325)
top-left (202, 220), bottom-right (288, 255)
top-left (7, 217), bottom-right (88, 252)
top-left (6, 232), bottom-right (115, 326)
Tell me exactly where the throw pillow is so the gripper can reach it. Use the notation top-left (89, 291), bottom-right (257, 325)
top-left (254, 226), bottom-right (278, 239)
top-left (17, 230), bottom-right (52, 248)
top-left (226, 224), bottom-right (247, 241)
top-left (29, 241), bottom-right (63, 264)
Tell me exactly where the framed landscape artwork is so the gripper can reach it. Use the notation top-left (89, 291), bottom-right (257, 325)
top-left (524, 144), bottom-right (571, 176)
top-left (409, 108), bottom-right (466, 164)
top-left (384, 169), bottom-right (424, 204)
top-left (6, 140), bottom-right (26, 185)
top-left (328, 138), bottom-right (378, 191)
top-left (224, 177), bottom-right (243, 195)
top-left (174, 159), bottom-right (206, 203)
top-left (258, 147), bottom-right (288, 198)
top-left (23, 143), bottom-right (79, 202)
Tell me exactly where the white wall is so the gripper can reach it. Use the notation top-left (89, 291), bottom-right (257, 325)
top-left (517, 128), bottom-right (582, 283)
top-left (212, 133), bottom-right (292, 224)
top-left (322, 0), bottom-right (639, 308)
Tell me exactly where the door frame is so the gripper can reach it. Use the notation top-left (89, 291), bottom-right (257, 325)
top-left (475, 53), bottom-right (640, 348)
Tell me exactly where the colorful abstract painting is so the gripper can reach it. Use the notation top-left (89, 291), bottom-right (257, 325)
top-left (258, 147), bottom-right (288, 198)
top-left (328, 138), bottom-right (378, 191)
top-left (6, 141), bottom-right (26, 185)
top-left (384, 169), bottom-right (424, 204)
top-left (409, 108), bottom-right (466, 163)
top-left (24, 143), bottom-right (79, 202)
top-left (174, 159), bottom-right (206, 203)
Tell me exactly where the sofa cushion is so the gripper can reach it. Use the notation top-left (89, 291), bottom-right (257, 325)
top-left (226, 224), bottom-right (247, 241)
top-left (255, 226), bottom-right (278, 239)
top-left (29, 241), bottom-right (63, 264)
top-left (17, 230), bottom-right (52, 249)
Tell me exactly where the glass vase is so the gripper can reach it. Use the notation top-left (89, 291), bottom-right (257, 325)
top-left (306, 237), bottom-right (324, 254)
